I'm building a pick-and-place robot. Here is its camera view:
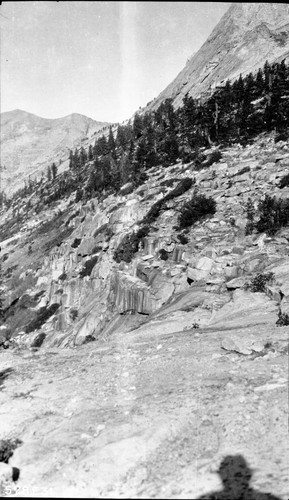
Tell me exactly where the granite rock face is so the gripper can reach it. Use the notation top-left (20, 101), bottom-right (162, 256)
top-left (145, 3), bottom-right (289, 112)
top-left (1, 132), bottom-right (289, 348)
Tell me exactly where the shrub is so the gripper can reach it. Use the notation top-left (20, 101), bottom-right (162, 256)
top-left (142, 199), bottom-right (163, 225)
top-left (193, 149), bottom-right (222, 171)
top-left (70, 308), bottom-right (78, 321)
top-left (142, 177), bottom-right (193, 225)
top-left (276, 311), bottom-right (289, 326)
top-left (245, 198), bottom-right (256, 235)
top-left (205, 150), bottom-right (222, 167)
top-left (246, 272), bottom-right (274, 293)
top-left (79, 255), bottom-right (99, 277)
top-left (279, 173), bottom-right (289, 189)
top-left (71, 238), bottom-right (82, 248)
top-left (177, 233), bottom-right (189, 244)
top-left (165, 177), bottom-right (193, 199)
top-left (31, 332), bottom-right (46, 348)
top-left (159, 248), bottom-right (169, 260)
top-left (25, 303), bottom-right (60, 333)
top-left (0, 438), bottom-right (22, 463)
top-left (256, 195), bottom-right (289, 235)
top-left (113, 226), bottom-right (150, 263)
top-left (83, 334), bottom-right (96, 343)
top-left (274, 130), bottom-right (289, 143)
top-left (178, 194), bottom-right (216, 229)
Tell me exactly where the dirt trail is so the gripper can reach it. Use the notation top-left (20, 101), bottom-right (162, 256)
top-left (0, 323), bottom-right (288, 498)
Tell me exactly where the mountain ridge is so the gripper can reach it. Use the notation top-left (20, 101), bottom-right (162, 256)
top-left (0, 109), bottom-right (109, 196)
top-left (145, 2), bottom-right (289, 112)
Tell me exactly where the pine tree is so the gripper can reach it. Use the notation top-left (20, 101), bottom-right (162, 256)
top-left (88, 144), bottom-right (93, 161)
top-left (51, 162), bottom-right (57, 180)
top-left (133, 113), bottom-right (143, 139)
top-left (107, 127), bottom-right (116, 158)
top-left (69, 149), bottom-right (74, 169)
top-left (116, 125), bottom-right (127, 149)
top-left (47, 166), bottom-right (52, 181)
top-left (79, 147), bottom-right (87, 167)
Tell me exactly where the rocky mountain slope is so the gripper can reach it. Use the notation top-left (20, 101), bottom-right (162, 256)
top-left (145, 3), bottom-right (289, 112)
top-left (1, 131), bottom-right (289, 348)
top-left (0, 110), bottom-right (109, 196)
top-left (0, 131), bottom-right (288, 497)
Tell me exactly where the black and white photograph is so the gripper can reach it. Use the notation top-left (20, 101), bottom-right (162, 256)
top-left (0, 1), bottom-right (288, 498)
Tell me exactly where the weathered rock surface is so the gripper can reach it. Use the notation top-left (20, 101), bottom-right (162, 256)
top-left (0, 127), bottom-right (289, 497)
top-left (0, 321), bottom-right (287, 498)
top-left (145, 4), bottom-right (289, 112)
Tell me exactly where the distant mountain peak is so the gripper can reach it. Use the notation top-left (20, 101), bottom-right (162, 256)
top-left (146, 3), bottom-right (289, 112)
top-left (0, 110), bottom-right (109, 196)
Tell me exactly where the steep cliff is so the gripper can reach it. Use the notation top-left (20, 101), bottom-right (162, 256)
top-left (145, 3), bottom-right (289, 112)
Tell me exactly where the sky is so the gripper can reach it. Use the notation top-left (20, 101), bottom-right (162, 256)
top-left (0, 1), bottom-right (230, 123)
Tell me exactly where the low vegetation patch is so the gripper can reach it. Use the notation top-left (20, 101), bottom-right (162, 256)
top-left (276, 311), bottom-right (289, 326)
top-left (79, 255), bottom-right (99, 277)
top-left (274, 130), bottom-right (289, 143)
top-left (245, 272), bottom-right (274, 293)
top-left (177, 233), bottom-right (189, 244)
top-left (24, 303), bottom-right (60, 333)
top-left (114, 226), bottom-right (150, 264)
top-left (71, 238), bottom-right (82, 248)
top-left (0, 438), bottom-right (22, 463)
top-left (191, 149), bottom-right (222, 171)
top-left (178, 193), bottom-right (216, 229)
top-left (142, 177), bottom-right (193, 226)
top-left (69, 308), bottom-right (78, 321)
top-left (58, 272), bottom-right (67, 281)
top-left (245, 195), bottom-right (289, 235)
top-left (279, 173), bottom-right (289, 189)
top-left (256, 196), bottom-right (289, 235)
top-left (31, 332), bottom-right (46, 348)
top-left (159, 248), bottom-right (169, 260)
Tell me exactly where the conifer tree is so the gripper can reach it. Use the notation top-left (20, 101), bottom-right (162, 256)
top-left (108, 127), bottom-right (116, 158)
top-left (88, 144), bottom-right (93, 161)
top-left (47, 166), bottom-right (52, 181)
top-left (79, 147), bottom-right (87, 167)
top-left (69, 149), bottom-right (74, 169)
top-left (51, 162), bottom-right (57, 180)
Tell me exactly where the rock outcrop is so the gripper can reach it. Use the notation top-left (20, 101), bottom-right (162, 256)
top-left (145, 3), bottom-right (289, 112)
top-left (1, 130), bottom-right (289, 349)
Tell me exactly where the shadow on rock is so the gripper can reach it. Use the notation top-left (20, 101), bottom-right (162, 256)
top-left (197, 454), bottom-right (281, 500)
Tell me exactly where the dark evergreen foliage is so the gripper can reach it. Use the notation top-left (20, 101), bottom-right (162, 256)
top-left (4, 60), bottom-right (289, 219)
top-left (113, 226), bottom-right (150, 263)
top-left (79, 256), bottom-right (99, 277)
top-left (279, 173), bottom-right (289, 189)
top-left (246, 272), bottom-right (274, 292)
top-left (255, 195), bottom-right (289, 235)
top-left (178, 194), bottom-right (216, 229)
